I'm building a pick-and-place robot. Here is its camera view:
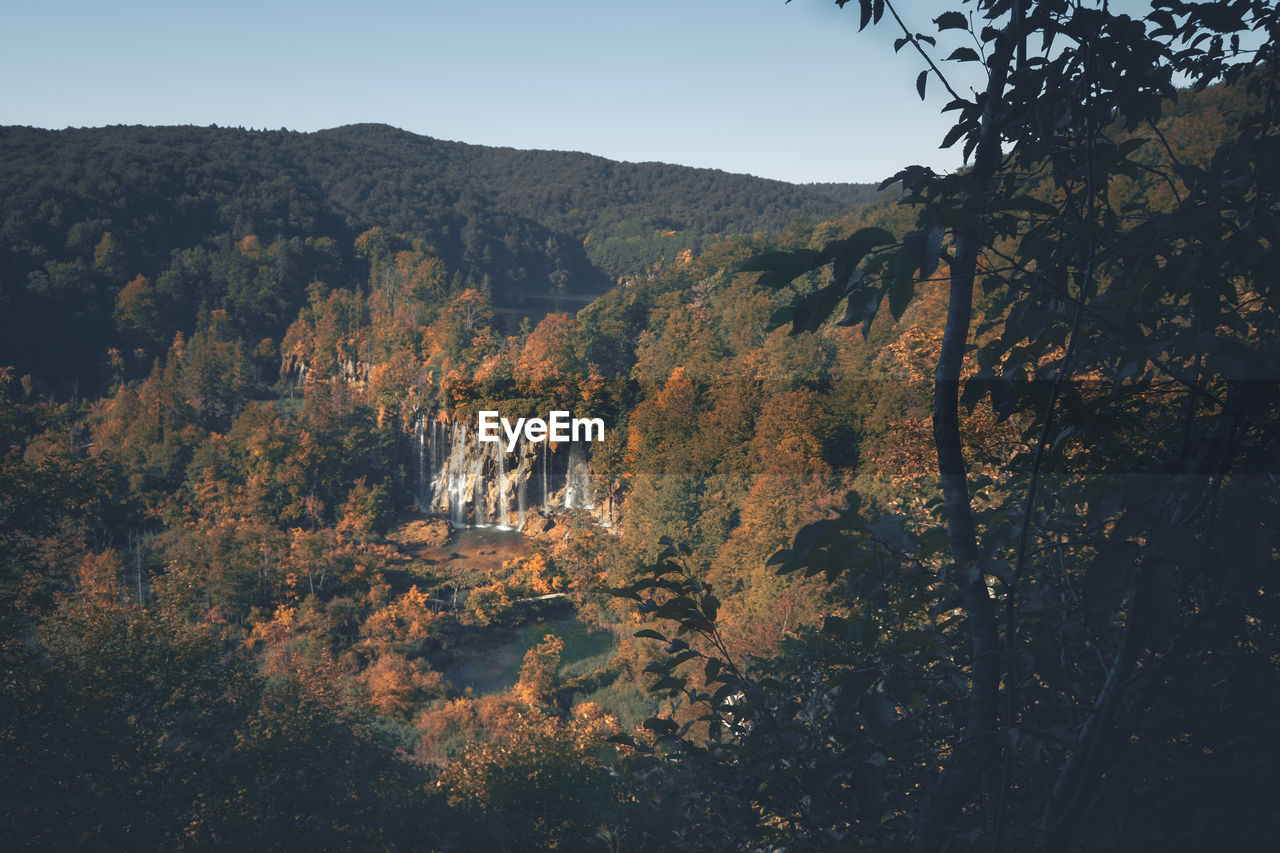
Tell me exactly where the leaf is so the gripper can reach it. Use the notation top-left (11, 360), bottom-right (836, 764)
top-left (917, 69), bottom-right (929, 100)
top-left (669, 650), bottom-right (700, 667)
top-left (922, 226), bottom-right (944, 277)
top-left (1117, 137), bottom-right (1150, 157)
top-left (821, 226), bottom-right (896, 269)
top-left (642, 716), bottom-right (679, 734)
top-left (946, 47), bottom-right (981, 63)
top-left (704, 658), bottom-right (722, 682)
top-left (888, 280), bottom-right (915, 321)
top-left (941, 122), bottom-right (967, 150)
top-left (989, 195), bottom-right (1058, 216)
top-left (791, 286), bottom-right (842, 334)
top-left (935, 11), bottom-right (967, 31)
top-left (712, 683), bottom-right (741, 704)
top-left (740, 249), bottom-right (820, 290)
top-left (633, 629), bottom-right (667, 641)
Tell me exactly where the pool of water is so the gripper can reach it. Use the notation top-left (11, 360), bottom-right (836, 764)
top-left (416, 525), bottom-right (532, 575)
top-left (440, 615), bottom-right (618, 695)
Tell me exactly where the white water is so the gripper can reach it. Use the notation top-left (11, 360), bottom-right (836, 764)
top-left (516, 435), bottom-right (529, 531)
top-left (416, 414), bottom-right (599, 529)
top-left (495, 440), bottom-right (510, 529)
top-left (449, 423), bottom-right (467, 528)
top-left (565, 441), bottom-right (593, 510)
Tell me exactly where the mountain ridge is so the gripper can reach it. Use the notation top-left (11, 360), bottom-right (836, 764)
top-left (0, 122), bottom-right (886, 393)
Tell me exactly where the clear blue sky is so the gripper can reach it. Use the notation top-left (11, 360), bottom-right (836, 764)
top-left (0, 0), bottom-right (1141, 184)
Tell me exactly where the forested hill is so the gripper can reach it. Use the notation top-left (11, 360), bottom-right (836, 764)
top-left (310, 123), bottom-right (879, 246)
top-left (0, 123), bottom-right (876, 393)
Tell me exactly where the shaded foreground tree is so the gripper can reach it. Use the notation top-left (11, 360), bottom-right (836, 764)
top-left (617, 2), bottom-right (1280, 850)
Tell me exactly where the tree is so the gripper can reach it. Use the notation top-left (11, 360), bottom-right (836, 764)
top-left (641, 1), bottom-right (1280, 849)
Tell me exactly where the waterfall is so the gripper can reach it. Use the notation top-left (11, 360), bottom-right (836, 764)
top-left (469, 437), bottom-right (486, 526)
top-left (516, 435), bottom-right (528, 530)
top-left (541, 442), bottom-right (550, 508)
top-left (495, 440), bottom-right (510, 529)
top-left (410, 412), bottom-right (602, 529)
top-left (414, 416), bottom-right (427, 510)
top-left (435, 420), bottom-right (446, 506)
top-left (565, 441), bottom-right (593, 510)
top-left (449, 423), bottom-right (467, 528)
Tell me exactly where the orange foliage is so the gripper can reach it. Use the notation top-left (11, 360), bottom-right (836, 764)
top-left (237, 235), bottom-right (262, 257)
top-left (513, 633), bottom-right (564, 708)
top-left (514, 312), bottom-right (578, 396)
top-left (360, 652), bottom-right (445, 718)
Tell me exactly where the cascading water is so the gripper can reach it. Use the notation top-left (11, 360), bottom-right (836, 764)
top-left (565, 441), bottom-right (593, 510)
top-left (516, 435), bottom-right (529, 531)
top-left (448, 423), bottom-right (467, 528)
top-left (412, 413), bottom-right (602, 529)
top-left (469, 439), bottom-right (486, 526)
top-left (495, 440), bottom-right (510, 529)
top-left (541, 443), bottom-right (550, 508)
top-left (429, 419), bottom-right (443, 505)
top-left (414, 415), bottom-right (428, 511)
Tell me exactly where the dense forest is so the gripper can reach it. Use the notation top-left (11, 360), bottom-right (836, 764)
top-left (3, 1), bottom-right (1279, 851)
top-left (0, 121), bottom-right (881, 396)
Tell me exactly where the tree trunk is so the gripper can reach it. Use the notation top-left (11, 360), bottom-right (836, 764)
top-left (912, 25), bottom-right (1015, 853)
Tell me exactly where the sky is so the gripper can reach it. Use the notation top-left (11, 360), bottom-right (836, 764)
top-left (1, 0), bottom-right (1141, 184)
